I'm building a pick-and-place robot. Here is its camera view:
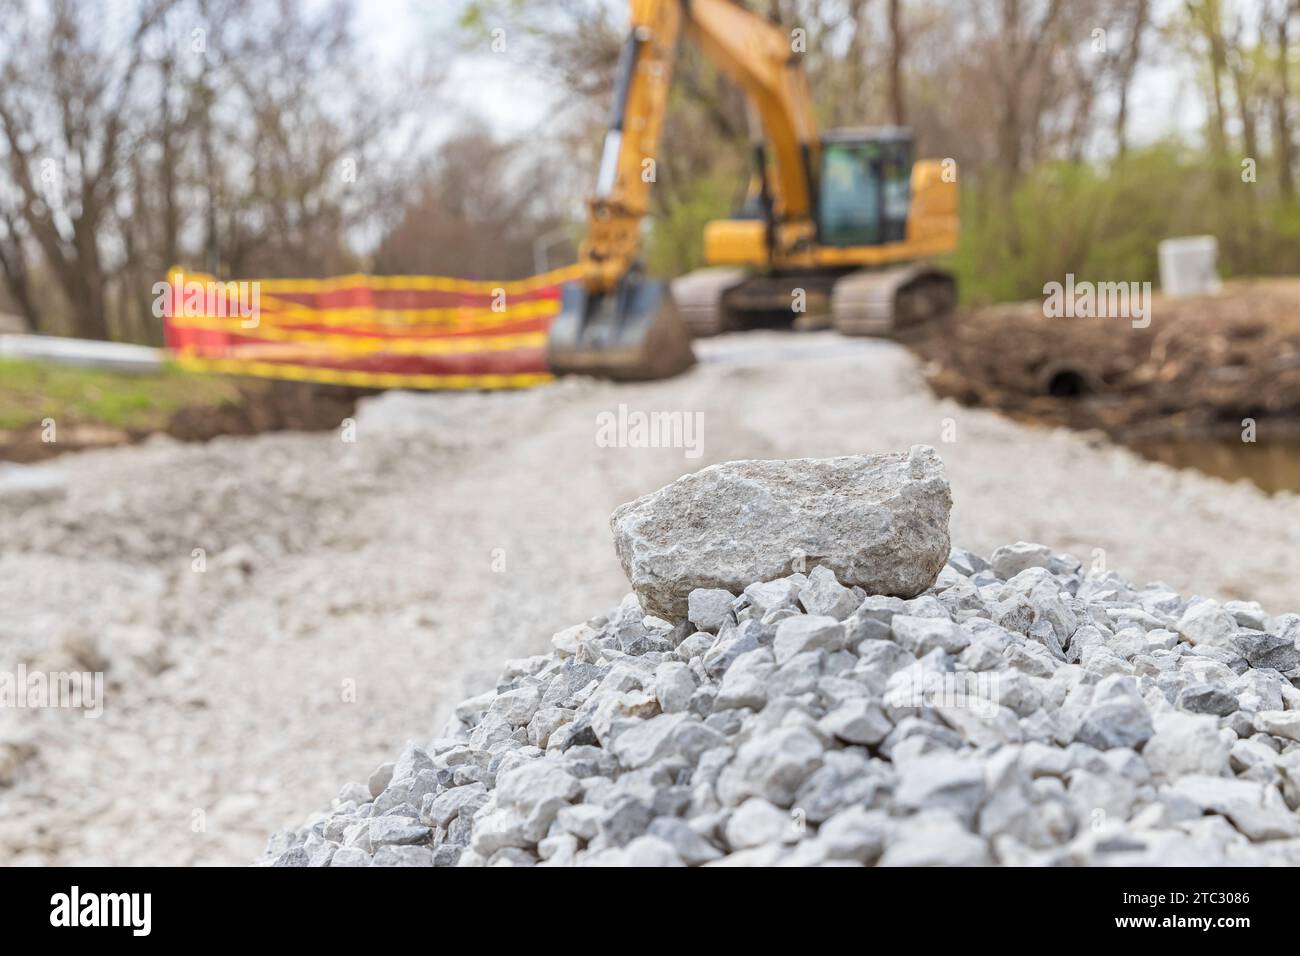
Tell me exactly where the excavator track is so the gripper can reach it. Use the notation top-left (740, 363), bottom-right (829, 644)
top-left (830, 263), bottom-right (956, 337)
top-left (669, 267), bottom-right (748, 337)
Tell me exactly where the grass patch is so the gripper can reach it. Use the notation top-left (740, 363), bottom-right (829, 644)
top-left (0, 358), bottom-right (244, 432)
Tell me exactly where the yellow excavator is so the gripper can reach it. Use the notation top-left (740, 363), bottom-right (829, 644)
top-left (548, 0), bottom-right (959, 380)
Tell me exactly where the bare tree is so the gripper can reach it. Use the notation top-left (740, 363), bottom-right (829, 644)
top-left (373, 126), bottom-right (573, 279)
top-left (886, 0), bottom-right (906, 125)
top-left (1184, 0), bottom-right (1232, 191)
top-left (0, 0), bottom-right (171, 339)
top-left (460, 0), bottom-right (623, 105)
top-left (1223, 7), bottom-right (1260, 170)
top-left (1266, 0), bottom-right (1296, 198)
top-left (0, 0), bottom-right (429, 341)
top-left (0, 205), bottom-right (38, 329)
top-left (1113, 0), bottom-right (1151, 157)
top-left (842, 0), bottom-right (872, 125)
top-left (992, 0), bottom-right (1066, 191)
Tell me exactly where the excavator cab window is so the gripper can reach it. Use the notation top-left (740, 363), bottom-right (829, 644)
top-left (818, 142), bottom-right (881, 246)
top-left (879, 139), bottom-right (911, 243)
top-left (817, 135), bottom-right (913, 247)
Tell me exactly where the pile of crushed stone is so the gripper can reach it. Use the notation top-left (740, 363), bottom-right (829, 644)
top-left (264, 539), bottom-right (1300, 866)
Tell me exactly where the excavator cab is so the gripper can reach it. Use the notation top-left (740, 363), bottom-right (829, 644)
top-left (817, 128), bottom-right (914, 247)
top-left (704, 127), bottom-right (931, 264)
top-left (688, 122), bottom-right (957, 338)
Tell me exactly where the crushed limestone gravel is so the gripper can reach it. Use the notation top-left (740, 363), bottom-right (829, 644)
top-left (266, 533), bottom-right (1300, 866)
top-left (3, 333), bottom-right (1299, 865)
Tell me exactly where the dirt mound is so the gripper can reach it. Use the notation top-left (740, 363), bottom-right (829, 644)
top-left (907, 278), bottom-right (1300, 441)
top-left (0, 380), bottom-right (367, 462)
top-left (0, 423), bottom-right (133, 463)
top-left (165, 381), bottom-right (368, 442)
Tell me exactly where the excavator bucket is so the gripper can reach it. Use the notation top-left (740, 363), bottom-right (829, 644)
top-left (547, 274), bottom-right (696, 381)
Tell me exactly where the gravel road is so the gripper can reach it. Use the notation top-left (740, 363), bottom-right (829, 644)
top-left (2, 331), bottom-right (1297, 865)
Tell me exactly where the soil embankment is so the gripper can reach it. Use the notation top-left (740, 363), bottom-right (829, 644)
top-left (0, 374), bottom-right (365, 462)
top-left (905, 278), bottom-right (1300, 491)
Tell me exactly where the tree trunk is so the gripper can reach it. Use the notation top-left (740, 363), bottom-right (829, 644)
top-left (1202, 3), bottom-right (1231, 174)
top-left (997, 0), bottom-right (1023, 194)
top-left (0, 220), bottom-right (40, 332)
top-left (60, 278), bottom-right (108, 341)
top-left (1275, 2), bottom-right (1296, 199)
top-left (1227, 13), bottom-right (1259, 166)
top-left (159, 59), bottom-right (180, 270)
top-left (995, 0), bottom-right (1063, 195)
top-left (1114, 0), bottom-right (1150, 158)
top-left (887, 0), bottom-right (906, 126)
top-left (844, 0), bottom-right (870, 125)
top-left (57, 197), bottom-right (109, 341)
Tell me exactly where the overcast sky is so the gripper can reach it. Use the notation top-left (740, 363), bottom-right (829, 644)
top-left (352, 0), bottom-right (1206, 152)
top-left (356, 0), bottom-right (565, 142)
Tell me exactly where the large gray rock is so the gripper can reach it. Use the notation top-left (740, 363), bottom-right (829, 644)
top-left (609, 447), bottom-right (952, 620)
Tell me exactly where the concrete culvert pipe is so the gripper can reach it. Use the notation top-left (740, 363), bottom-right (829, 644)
top-left (1043, 366), bottom-right (1093, 398)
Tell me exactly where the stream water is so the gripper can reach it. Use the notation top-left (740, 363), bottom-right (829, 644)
top-left (1132, 438), bottom-right (1300, 495)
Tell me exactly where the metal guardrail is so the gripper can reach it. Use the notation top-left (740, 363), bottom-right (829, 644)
top-left (0, 334), bottom-right (163, 374)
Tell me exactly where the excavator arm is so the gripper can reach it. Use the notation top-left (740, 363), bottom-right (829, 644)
top-left (583, 0), bottom-right (819, 286)
top-left (549, 0), bottom-right (822, 380)
top-left (578, 0), bottom-right (684, 293)
top-left (686, 0), bottom-right (820, 255)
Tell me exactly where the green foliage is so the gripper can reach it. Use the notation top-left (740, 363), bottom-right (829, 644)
top-left (645, 174), bottom-right (737, 279)
top-left (458, 1), bottom-right (526, 34)
top-left (952, 144), bottom-right (1300, 305)
top-left (0, 359), bottom-right (242, 431)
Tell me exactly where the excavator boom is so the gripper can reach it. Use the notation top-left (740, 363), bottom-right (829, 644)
top-left (548, 0), bottom-right (692, 380)
top-left (548, 0), bottom-right (957, 378)
top-left (550, 0), bottom-right (822, 380)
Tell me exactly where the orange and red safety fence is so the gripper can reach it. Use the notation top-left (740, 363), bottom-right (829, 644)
top-left (160, 265), bottom-right (582, 390)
